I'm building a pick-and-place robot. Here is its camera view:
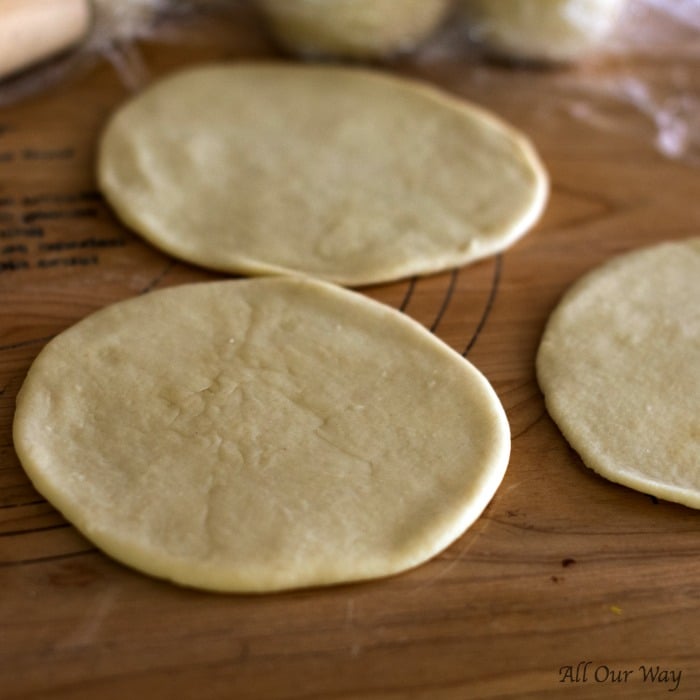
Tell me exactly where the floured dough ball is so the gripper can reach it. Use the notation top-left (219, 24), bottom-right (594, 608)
top-left (459, 0), bottom-right (627, 63)
top-left (256, 0), bottom-right (452, 59)
top-left (98, 63), bottom-right (548, 287)
top-left (537, 239), bottom-right (700, 508)
top-left (14, 277), bottom-right (511, 592)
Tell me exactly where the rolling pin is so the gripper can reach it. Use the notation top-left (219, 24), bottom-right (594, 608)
top-left (0, 0), bottom-right (93, 80)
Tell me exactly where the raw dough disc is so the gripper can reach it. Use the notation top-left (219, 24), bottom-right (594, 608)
top-left (97, 63), bottom-right (548, 287)
top-left (14, 277), bottom-right (511, 592)
top-left (536, 239), bottom-right (700, 508)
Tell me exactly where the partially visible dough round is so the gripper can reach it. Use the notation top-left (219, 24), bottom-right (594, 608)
top-left (97, 63), bottom-right (548, 287)
top-left (14, 277), bottom-right (511, 592)
top-left (537, 239), bottom-right (700, 508)
top-left (256, 0), bottom-right (452, 58)
top-left (460, 0), bottom-right (626, 63)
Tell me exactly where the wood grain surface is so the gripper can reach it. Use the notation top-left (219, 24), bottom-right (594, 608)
top-left (1, 5), bottom-right (699, 699)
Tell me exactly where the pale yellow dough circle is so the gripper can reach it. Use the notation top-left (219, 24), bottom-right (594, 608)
top-left (537, 239), bottom-right (700, 508)
top-left (14, 277), bottom-right (511, 592)
top-left (256, 0), bottom-right (452, 58)
top-left (97, 63), bottom-right (548, 287)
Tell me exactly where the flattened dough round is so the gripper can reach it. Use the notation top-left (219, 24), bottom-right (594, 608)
top-left (14, 277), bottom-right (510, 592)
top-left (97, 63), bottom-right (548, 286)
top-left (537, 239), bottom-right (700, 508)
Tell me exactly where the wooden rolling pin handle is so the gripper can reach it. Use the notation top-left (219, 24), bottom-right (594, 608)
top-left (0, 0), bottom-right (92, 80)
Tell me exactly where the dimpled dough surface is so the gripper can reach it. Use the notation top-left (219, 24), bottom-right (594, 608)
top-left (97, 63), bottom-right (548, 286)
top-left (14, 277), bottom-right (510, 592)
top-left (536, 239), bottom-right (700, 508)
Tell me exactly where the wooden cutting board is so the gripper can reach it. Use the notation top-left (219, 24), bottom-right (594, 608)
top-left (1, 6), bottom-right (698, 698)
